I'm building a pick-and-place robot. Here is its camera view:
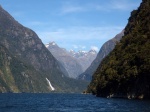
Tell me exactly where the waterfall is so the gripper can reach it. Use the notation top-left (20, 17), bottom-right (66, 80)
top-left (46, 78), bottom-right (55, 91)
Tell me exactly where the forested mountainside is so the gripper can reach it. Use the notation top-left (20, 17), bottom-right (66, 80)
top-left (0, 5), bottom-right (88, 93)
top-left (87, 0), bottom-right (150, 99)
top-left (78, 31), bottom-right (124, 81)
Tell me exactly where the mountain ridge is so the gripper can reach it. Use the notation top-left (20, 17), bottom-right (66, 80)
top-left (78, 30), bottom-right (124, 81)
top-left (87, 0), bottom-right (150, 99)
top-left (46, 42), bottom-right (97, 78)
top-left (0, 5), bottom-right (88, 93)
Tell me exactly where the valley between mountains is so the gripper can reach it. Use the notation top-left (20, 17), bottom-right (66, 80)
top-left (0, 0), bottom-right (149, 100)
top-left (0, 4), bottom-right (123, 93)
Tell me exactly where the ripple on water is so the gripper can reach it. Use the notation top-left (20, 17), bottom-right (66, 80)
top-left (0, 93), bottom-right (150, 112)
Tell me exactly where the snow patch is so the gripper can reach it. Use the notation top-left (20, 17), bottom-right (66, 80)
top-left (46, 78), bottom-right (55, 91)
top-left (78, 50), bottom-right (87, 53)
top-left (45, 44), bottom-right (49, 48)
top-left (91, 46), bottom-right (99, 52)
top-left (51, 42), bottom-right (56, 45)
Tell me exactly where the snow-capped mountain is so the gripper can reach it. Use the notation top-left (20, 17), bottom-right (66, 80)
top-left (46, 42), bottom-right (97, 78)
top-left (46, 42), bottom-right (83, 78)
top-left (46, 42), bottom-right (58, 48)
top-left (69, 49), bottom-right (97, 71)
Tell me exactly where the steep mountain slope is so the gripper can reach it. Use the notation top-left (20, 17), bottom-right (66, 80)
top-left (0, 44), bottom-right (55, 92)
top-left (87, 0), bottom-right (150, 99)
top-left (78, 31), bottom-right (124, 81)
top-left (46, 42), bottom-right (97, 78)
top-left (46, 42), bottom-right (83, 78)
top-left (0, 5), bottom-right (88, 93)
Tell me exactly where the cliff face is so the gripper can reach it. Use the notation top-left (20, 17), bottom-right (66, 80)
top-left (78, 31), bottom-right (124, 81)
top-left (87, 0), bottom-right (150, 99)
top-left (0, 6), bottom-right (88, 93)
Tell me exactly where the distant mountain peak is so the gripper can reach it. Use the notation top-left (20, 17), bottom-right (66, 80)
top-left (89, 49), bottom-right (97, 54)
top-left (78, 50), bottom-right (87, 53)
top-left (70, 49), bottom-right (74, 52)
top-left (46, 42), bottom-right (97, 76)
top-left (50, 41), bottom-right (56, 46)
top-left (45, 42), bottom-right (58, 48)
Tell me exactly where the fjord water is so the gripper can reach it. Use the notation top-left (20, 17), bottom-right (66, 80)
top-left (0, 93), bottom-right (150, 112)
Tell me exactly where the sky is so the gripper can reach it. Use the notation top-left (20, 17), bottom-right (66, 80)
top-left (0, 0), bottom-right (142, 52)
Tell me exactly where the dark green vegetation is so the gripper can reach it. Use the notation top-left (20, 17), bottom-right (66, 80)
top-left (78, 31), bottom-right (124, 81)
top-left (0, 5), bottom-right (88, 93)
top-left (87, 0), bottom-right (150, 99)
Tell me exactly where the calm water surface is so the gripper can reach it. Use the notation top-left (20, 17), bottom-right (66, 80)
top-left (0, 93), bottom-right (150, 112)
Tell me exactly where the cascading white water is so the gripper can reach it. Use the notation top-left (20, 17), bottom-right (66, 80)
top-left (46, 78), bottom-right (55, 91)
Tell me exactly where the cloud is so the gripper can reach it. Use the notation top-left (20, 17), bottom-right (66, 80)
top-left (37, 26), bottom-right (123, 51)
top-left (73, 45), bottom-right (78, 49)
top-left (61, 6), bottom-right (84, 14)
top-left (60, 1), bottom-right (85, 15)
top-left (73, 45), bottom-right (86, 50)
top-left (59, 0), bottom-right (140, 14)
top-left (38, 26), bottom-right (123, 42)
top-left (97, 0), bottom-right (140, 11)
top-left (110, 0), bottom-right (140, 11)
top-left (91, 46), bottom-right (99, 52)
top-left (27, 21), bottom-right (46, 26)
top-left (81, 46), bottom-right (86, 49)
